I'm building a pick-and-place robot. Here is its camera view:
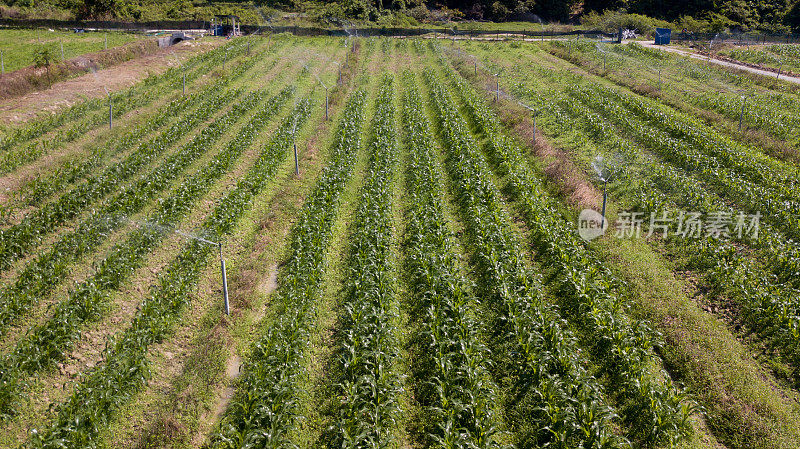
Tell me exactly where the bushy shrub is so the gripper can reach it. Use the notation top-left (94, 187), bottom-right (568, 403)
top-left (581, 10), bottom-right (674, 36)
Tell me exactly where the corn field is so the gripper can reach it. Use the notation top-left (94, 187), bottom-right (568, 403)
top-left (0, 32), bottom-right (799, 449)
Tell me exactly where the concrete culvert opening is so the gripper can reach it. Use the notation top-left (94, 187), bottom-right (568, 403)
top-left (159, 32), bottom-right (193, 48)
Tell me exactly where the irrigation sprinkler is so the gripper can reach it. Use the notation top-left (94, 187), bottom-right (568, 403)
top-left (173, 231), bottom-right (230, 315)
top-left (220, 243), bottom-right (230, 315)
top-left (291, 114), bottom-right (301, 176)
top-left (495, 74), bottom-right (500, 102)
top-left (104, 34), bottom-right (108, 50)
top-left (293, 142), bottom-right (299, 175)
top-left (172, 53), bottom-right (186, 95)
top-left (530, 15), bottom-right (544, 42)
top-left (738, 94), bottom-right (749, 132)
top-left (592, 156), bottom-right (614, 229)
top-left (658, 65), bottom-right (662, 91)
top-left (106, 89), bottom-right (113, 130)
top-left (60, 40), bottom-right (64, 60)
top-left (1, 50), bottom-right (4, 74)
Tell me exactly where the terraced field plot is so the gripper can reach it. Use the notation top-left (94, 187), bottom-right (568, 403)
top-left (0, 34), bottom-right (799, 449)
top-left (0, 28), bottom-right (143, 73)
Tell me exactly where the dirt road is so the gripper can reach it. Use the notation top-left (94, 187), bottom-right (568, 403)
top-left (639, 41), bottom-right (800, 85)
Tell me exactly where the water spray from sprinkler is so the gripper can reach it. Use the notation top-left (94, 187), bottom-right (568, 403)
top-left (595, 43), bottom-right (607, 71)
top-left (592, 156), bottom-right (614, 230)
top-left (738, 91), bottom-right (752, 133)
top-left (129, 219), bottom-right (231, 315)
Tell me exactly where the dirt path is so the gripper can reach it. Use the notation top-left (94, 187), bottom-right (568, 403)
top-left (638, 41), bottom-right (800, 85)
top-left (0, 39), bottom-right (222, 124)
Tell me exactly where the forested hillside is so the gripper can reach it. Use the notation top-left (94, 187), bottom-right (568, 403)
top-left (1, 0), bottom-right (799, 35)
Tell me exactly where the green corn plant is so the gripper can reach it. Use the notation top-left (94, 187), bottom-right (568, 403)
top-left (211, 88), bottom-right (367, 449)
top-left (423, 68), bottom-right (625, 449)
top-left (0, 37), bottom-right (264, 176)
top-left (331, 74), bottom-right (403, 449)
top-left (0, 87), bottom-right (259, 337)
top-left (28, 96), bottom-right (314, 449)
top-left (401, 71), bottom-right (503, 449)
top-left (0, 86), bottom-right (295, 417)
top-left (435, 54), bottom-right (699, 446)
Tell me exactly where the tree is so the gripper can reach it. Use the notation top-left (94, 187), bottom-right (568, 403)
top-left (82, 0), bottom-right (117, 19)
top-left (33, 46), bottom-right (54, 86)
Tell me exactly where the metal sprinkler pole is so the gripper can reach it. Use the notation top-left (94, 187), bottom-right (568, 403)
top-left (108, 93), bottom-right (113, 129)
top-left (294, 142), bottom-right (299, 175)
top-left (474, 59), bottom-right (477, 75)
top-left (219, 243), bottom-right (230, 315)
top-left (601, 181), bottom-right (608, 230)
top-left (738, 96), bottom-right (747, 132)
top-left (1, 50), bottom-right (4, 74)
top-left (532, 114), bottom-right (537, 145)
top-left (658, 66), bottom-right (662, 91)
top-left (182, 68), bottom-right (186, 95)
top-left (325, 87), bottom-right (329, 120)
top-left (60, 40), bottom-right (64, 60)
top-left (495, 77), bottom-right (499, 102)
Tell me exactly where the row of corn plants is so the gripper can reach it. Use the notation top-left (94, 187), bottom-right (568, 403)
top-left (401, 71), bottom-right (503, 448)
top-left (0, 85), bottom-right (295, 418)
top-left (423, 68), bottom-right (625, 449)
top-left (457, 42), bottom-right (800, 293)
top-left (549, 88), bottom-right (800, 381)
top-left (439, 50), bottom-right (697, 446)
top-left (0, 36), bottom-right (255, 160)
top-left (489, 53), bottom-right (800, 386)
top-left (562, 41), bottom-right (800, 146)
top-left (22, 91), bottom-right (198, 207)
top-left (28, 96), bottom-right (314, 449)
top-left (591, 85), bottom-right (800, 203)
top-left (0, 46), bottom-right (271, 274)
top-left (210, 88), bottom-right (368, 449)
top-left (559, 81), bottom-right (800, 282)
top-left (329, 74), bottom-right (403, 449)
top-left (20, 38), bottom-right (289, 208)
top-left (0, 86), bottom-right (260, 337)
